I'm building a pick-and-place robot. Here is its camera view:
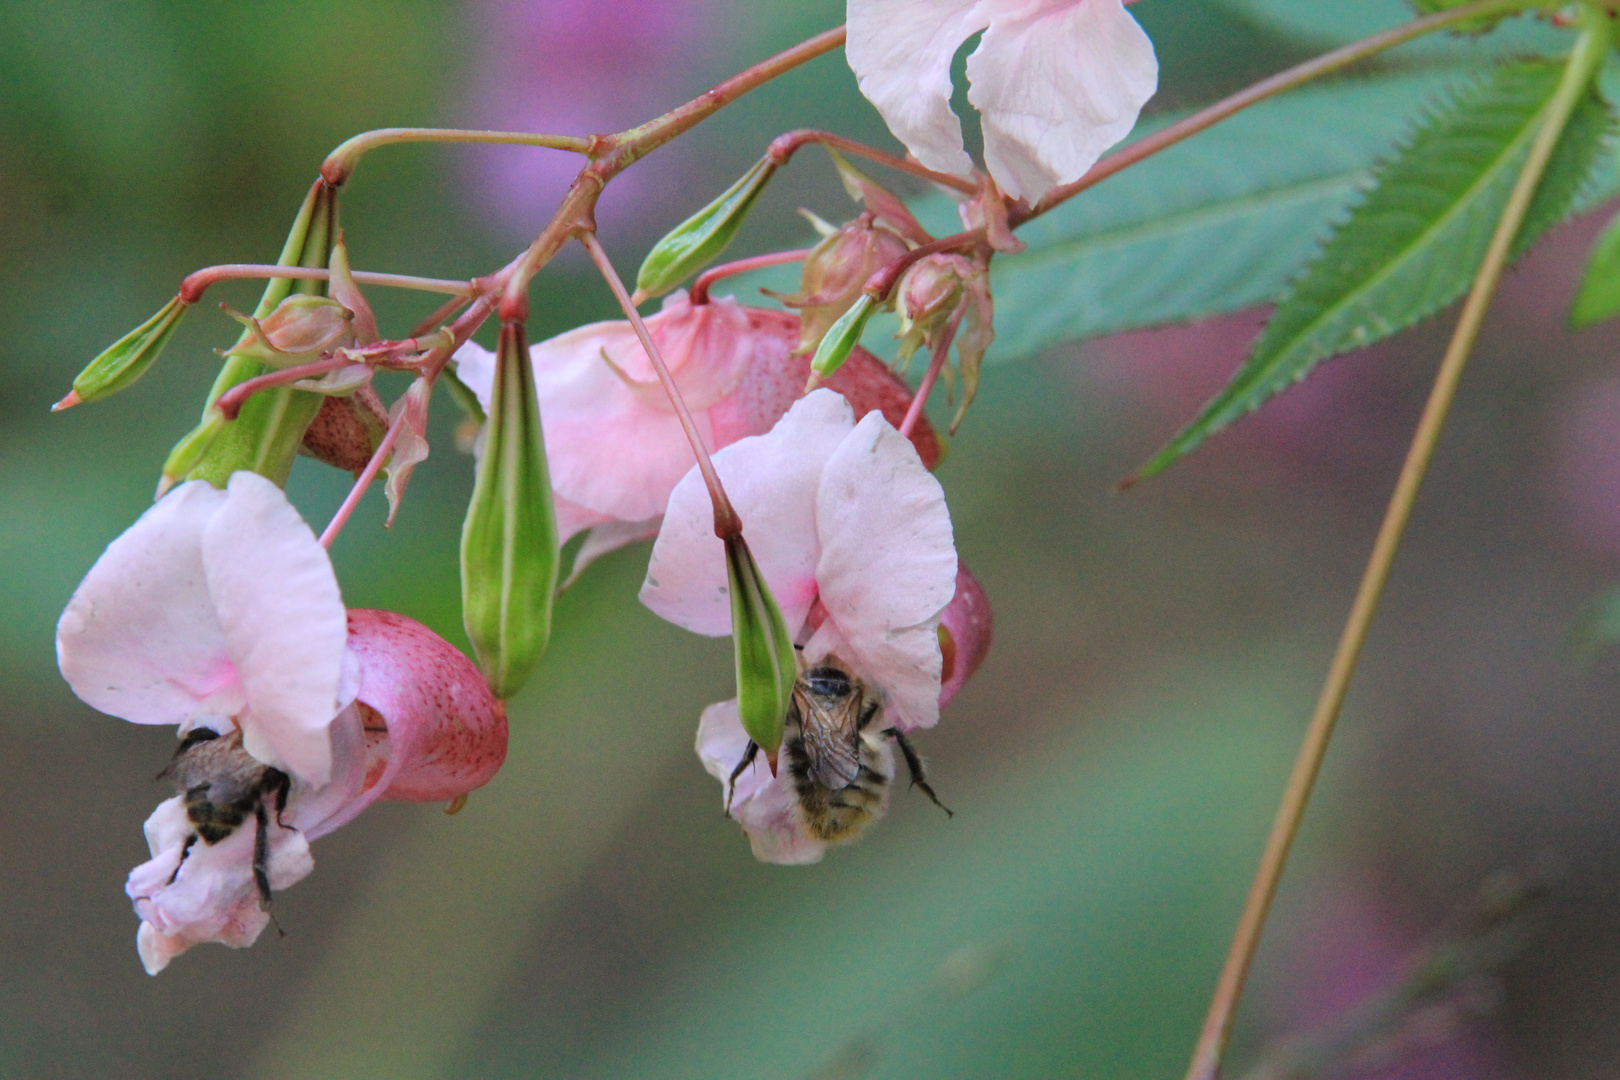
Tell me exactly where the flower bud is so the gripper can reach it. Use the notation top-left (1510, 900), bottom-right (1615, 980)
top-left (807, 292), bottom-right (877, 387)
top-left (461, 320), bottom-right (560, 699)
top-left (222, 295), bottom-right (355, 367)
top-left (775, 216), bottom-right (911, 356)
top-left (725, 533), bottom-right (797, 761)
top-left (636, 156), bottom-right (778, 300)
top-left (156, 412), bottom-right (227, 498)
top-left (57, 295), bottom-right (190, 410)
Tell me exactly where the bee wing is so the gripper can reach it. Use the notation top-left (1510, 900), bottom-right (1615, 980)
top-left (794, 684), bottom-right (863, 790)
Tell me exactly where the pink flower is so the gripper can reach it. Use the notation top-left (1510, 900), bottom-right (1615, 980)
top-left (454, 294), bottom-right (941, 577)
top-left (641, 390), bottom-right (973, 861)
top-left (56, 474), bottom-right (505, 971)
top-left (846, 0), bottom-right (1158, 202)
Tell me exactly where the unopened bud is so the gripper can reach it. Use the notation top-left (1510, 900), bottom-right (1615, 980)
top-left (460, 320), bottom-right (560, 699)
top-left (58, 296), bottom-right (190, 410)
top-left (725, 533), bottom-right (796, 759)
top-left (776, 217), bottom-right (910, 356)
top-left (223, 295), bottom-right (354, 367)
top-left (807, 293), bottom-right (877, 388)
top-left (157, 410), bottom-right (227, 498)
top-left (637, 156), bottom-right (778, 300)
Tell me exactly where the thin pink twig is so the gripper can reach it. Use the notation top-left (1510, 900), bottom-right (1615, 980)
top-left (897, 306), bottom-right (964, 439)
top-left (319, 412), bottom-right (406, 548)
top-left (689, 249), bottom-right (811, 304)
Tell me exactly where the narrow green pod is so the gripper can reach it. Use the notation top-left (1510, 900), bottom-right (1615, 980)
top-left (635, 156), bottom-right (777, 299)
top-left (61, 295), bottom-right (190, 409)
top-left (808, 293), bottom-right (876, 384)
top-left (726, 533), bottom-right (796, 757)
top-left (461, 320), bottom-right (560, 699)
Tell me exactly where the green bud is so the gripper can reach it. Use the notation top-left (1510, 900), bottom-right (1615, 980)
top-left (725, 533), bottom-right (796, 758)
top-left (807, 293), bottom-right (877, 386)
top-left (57, 296), bottom-right (190, 410)
top-left (635, 156), bottom-right (777, 300)
top-left (157, 410), bottom-right (227, 498)
top-left (221, 295), bottom-right (354, 366)
top-left (461, 320), bottom-right (560, 699)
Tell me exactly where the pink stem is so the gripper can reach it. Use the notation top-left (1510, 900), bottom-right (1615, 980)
top-left (897, 306), bottom-right (964, 439)
top-left (766, 129), bottom-right (978, 194)
top-left (689, 249), bottom-right (811, 305)
top-left (580, 231), bottom-right (741, 537)
top-left (215, 354), bottom-right (356, 419)
top-left (179, 264), bottom-right (474, 305)
top-left (320, 411), bottom-right (407, 548)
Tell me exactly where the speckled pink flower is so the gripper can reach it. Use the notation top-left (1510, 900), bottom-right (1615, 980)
top-left (641, 390), bottom-right (988, 862)
top-left (56, 474), bottom-right (505, 972)
top-left (454, 293), bottom-right (940, 577)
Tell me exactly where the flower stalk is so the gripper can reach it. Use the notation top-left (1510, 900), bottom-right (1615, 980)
top-left (1181, 15), bottom-right (1613, 1080)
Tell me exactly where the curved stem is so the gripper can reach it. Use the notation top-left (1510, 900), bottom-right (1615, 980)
top-left (179, 264), bottom-right (474, 304)
top-left (319, 411), bottom-right (406, 549)
top-left (322, 128), bottom-right (594, 187)
top-left (214, 355), bottom-right (354, 420)
top-left (1017, 0), bottom-right (1549, 226)
top-left (579, 231), bottom-right (740, 536)
top-left (898, 306), bottom-right (964, 439)
top-left (1181, 18), bottom-right (1611, 1080)
top-left (689, 248), bottom-right (811, 304)
top-left (767, 129), bottom-right (978, 194)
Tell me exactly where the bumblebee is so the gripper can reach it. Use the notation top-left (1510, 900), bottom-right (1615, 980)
top-left (158, 728), bottom-right (292, 910)
top-left (728, 655), bottom-right (950, 844)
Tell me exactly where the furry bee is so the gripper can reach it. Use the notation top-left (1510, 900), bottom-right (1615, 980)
top-left (728, 654), bottom-right (950, 844)
top-left (158, 728), bottom-right (292, 910)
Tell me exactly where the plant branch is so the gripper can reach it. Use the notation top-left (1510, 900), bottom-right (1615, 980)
top-left (580, 231), bottom-right (740, 536)
top-left (179, 264), bottom-right (475, 305)
top-left (321, 128), bottom-right (594, 187)
top-left (1015, 0), bottom-right (1553, 226)
top-left (1181, 17), bottom-right (1611, 1080)
top-left (767, 129), bottom-right (979, 193)
top-left (690, 248), bottom-right (811, 304)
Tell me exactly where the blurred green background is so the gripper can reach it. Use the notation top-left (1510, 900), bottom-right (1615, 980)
top-left (4, 1), bottom-right (1620, 1077)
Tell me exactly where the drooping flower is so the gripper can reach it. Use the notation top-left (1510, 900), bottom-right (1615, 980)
top-left (846, 0), bottom-right (1158, 203)
top-left (56, 473), bottom-right (505, 972)
top-left (453, 293), bottom-right (940, 579)
top-left (641, 390), bottom-right (988, 862)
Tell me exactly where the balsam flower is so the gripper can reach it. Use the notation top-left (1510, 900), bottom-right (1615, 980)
top-left (56, 473), bottom-right (505, 972)
top-left (453, 293), bottom-right (940, 578)
top-left (641, 390), bottom-right (985, 862)
top-left (846, 0), bottom-right (1158, 203)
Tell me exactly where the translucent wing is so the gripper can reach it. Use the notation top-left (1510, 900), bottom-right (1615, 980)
top-left (793, 679), bottom-right (863, 790)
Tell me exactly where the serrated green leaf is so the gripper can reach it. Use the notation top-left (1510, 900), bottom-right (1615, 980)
top-left (1572, 206), bottom-right (1620, 327)
top-left (1215, 0), bottom-right (1567, 55)
top-left (1134, 59), bottom-right (1610, 481)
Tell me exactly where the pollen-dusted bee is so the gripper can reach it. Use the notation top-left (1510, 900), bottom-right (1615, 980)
top-left (158, 728), bottom-right (292, 911)
top-left (727, 654), bottom-right (950, 844)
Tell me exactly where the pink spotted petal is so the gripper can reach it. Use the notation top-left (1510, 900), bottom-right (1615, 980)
top-left (938, 562), bottom-right (993, 707)
top-left (696, 699), bottom-right (827, 864)
top-left (813, 412), bottom-right (957, 730)
top-left (314, 609), bottom-right (508, 836)
top-left (202, 472), bottom-right (348, 785)
top-left (642, 390), bottom-right (856, 637)
top-left (57, 481), bottom-right (240, 726)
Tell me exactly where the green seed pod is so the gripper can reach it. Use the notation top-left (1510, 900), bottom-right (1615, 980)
top-left (461, 320), bottom-right (560, 699)
top-left (58, 296), bottom-right (190, 410)
top-left (725, 533), bottom-right (796, 758)
top-left (156, 410), bottom-right (227, 498)
top-left (807, 293), bottom-right (877, 386)
top-left (635, 156), bottom-right (777, 300)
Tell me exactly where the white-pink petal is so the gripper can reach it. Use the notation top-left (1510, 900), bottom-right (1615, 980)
top-left (57, 481), bottom-right (237, 727)
top-left (811, 412), bottom-right (956, 730)
top-left (967, 0), bottom-right (1157, 202)
top-left (846, 0), bottom-right (983, 179)
top-left (641, 390), bottom-right (856, 637)
top-left (203, 472), bottom-right (348, 785)
top-left (696, 700), bottom-right (828, 865)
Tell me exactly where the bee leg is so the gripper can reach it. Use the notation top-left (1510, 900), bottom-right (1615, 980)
top-left (268, 768), bottom-right (292, 829)
top-left (856, 700), bottom-right (882, 731)
top-left (166, 834), bottom-right (199, 885)
top-left (252, 801), bottom-right (275, 912)
top-left (725, 741), bottom-right (760, 816)
top-left (889, 729), bottom-right (953, 818)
